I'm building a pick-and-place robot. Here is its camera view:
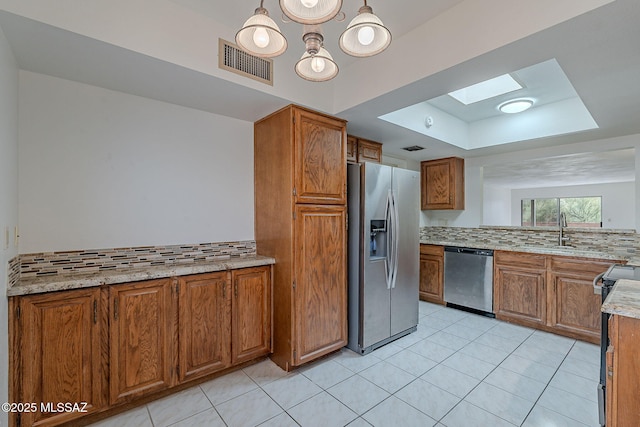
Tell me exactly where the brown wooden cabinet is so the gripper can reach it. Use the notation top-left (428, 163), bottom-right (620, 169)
top-left (494, 250), bottom-right (622, 343)
top-left (9, 265), bottom-right (272, 426)
top-left (548, 257), bottom-right (613, 342)
top-left (178, 267), bottom-right (272, 380)
top-left (606, 314), bottom-right (640, 426)
top-left (293, 107), bottom-right (346, 205)
top-left (178, 272), bottom-right (231, 382)
top-left (419, 244), bottom-right (444, 304)
top-left (421, 157), bottom-right (464, 210)
top-left (10, 288), bottom-right (104, 427)
top-left (347, 135), bottom-right (382, 164)
top-left (293, 204), bottom-right (347, 365)
top-left (109, 278), bottom-right (175, 404)
top-left (255, 104), bottom-right (348, 370)
top-left (346, 135), bottom-right (358, 162)
top-left (231, 266), bottom-right (272, 364)
top-left (494, 251), bottom-right (547, 328)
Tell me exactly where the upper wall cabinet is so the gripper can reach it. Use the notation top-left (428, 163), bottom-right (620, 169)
top-left (421, 157), bottom-right (465, 210)
top-left (347, 135), bottom-right (382, 164)
top-left (294, 108), bottom-right (347, 204)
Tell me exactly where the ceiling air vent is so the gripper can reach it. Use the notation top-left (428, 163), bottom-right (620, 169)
top-left (219, 39), bottom-right (273, 86)
top-left (402, 145), bottom-right (425, 152)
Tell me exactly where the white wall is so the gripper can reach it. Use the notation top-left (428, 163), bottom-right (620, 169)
top-left (510, 182), bottom-right (635, 229)
top-left (19, 71), bottom-right (255, 253)
top-left (0, 23), bottom-right (19, 427)
top-left (483, 185), bottom-right (512, 226)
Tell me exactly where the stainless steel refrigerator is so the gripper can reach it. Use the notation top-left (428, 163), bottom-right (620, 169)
top-left (347, 162), bottom-right (420, 355)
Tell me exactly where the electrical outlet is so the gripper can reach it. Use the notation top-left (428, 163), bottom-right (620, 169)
top-left (14, 226), bottom-right (19, 248)
top-left (4, 227), bottom-right (8, 250)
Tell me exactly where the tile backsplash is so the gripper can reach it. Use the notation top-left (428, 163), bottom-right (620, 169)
top-left (8, 240), bottom-right (257, 288)
top-left (420, 226), bottom-right (639, 255)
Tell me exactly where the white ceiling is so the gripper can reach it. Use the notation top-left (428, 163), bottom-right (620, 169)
top-left (169, 0), bottom-right (466, 72)
top-left (1, 0), bottom-right (639, 189)
top-left (483, 149), bottom-right (636, 189)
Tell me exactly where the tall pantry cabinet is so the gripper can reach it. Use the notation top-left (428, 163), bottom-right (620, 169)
top-left (254, 104), bottom-right (348, 371)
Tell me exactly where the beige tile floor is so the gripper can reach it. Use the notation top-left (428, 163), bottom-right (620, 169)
top-left (90, 301), bottom-right (601, 427)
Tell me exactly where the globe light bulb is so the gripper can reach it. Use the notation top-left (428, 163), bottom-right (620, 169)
top-left (253, 27), bottom-right (270, 48)
top-left (300, 0), bottom-right (319, 8)
top-left (357, 26), bottom-right (375, 46)
top-left (311, 56), bottom-right (326, 73)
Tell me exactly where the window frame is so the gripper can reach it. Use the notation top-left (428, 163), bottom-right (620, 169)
top-left (520, 196), bottom-right (602, 228)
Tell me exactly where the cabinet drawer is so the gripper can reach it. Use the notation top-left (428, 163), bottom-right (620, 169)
top-left (420, 244), bottom-right (444, 256)
top-left (549, 256), bottom-right (619, 276)
top-left (494, 250), bottom-right (546, 269)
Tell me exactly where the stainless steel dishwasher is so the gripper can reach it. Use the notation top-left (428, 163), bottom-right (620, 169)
top-left (443, 246), bottom-right (494, 314)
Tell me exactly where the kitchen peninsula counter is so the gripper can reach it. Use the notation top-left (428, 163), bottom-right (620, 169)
top-left (602, 278), bottom-right (640, 319)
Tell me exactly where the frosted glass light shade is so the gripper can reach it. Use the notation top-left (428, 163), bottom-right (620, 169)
top-left (499, 99), bottom-right (534, 114)
top-left (280, 0), bottom-right (342, 24)
top-left (339, 6), bottom-right (391, 57)
top-left (295, 48), bottom-right (339, 81)
top-left (235, 8), bottom-right (287, 57)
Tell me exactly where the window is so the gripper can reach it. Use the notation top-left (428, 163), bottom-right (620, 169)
top-left (521, 197), bottom-right (602, 228)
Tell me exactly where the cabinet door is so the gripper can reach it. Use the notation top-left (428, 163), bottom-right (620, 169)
top-left (232, 266), bottom-right (272, 364)
top-left (17, 288), bottom-right (102, 427)
top-left (294, 205), bottom-right (347, 365)
top-left (346, 135), bottom-right (357, 163)
top-left (421, 157), bottom-right (464, 210)
top-left (494, 265), bottom-right (546, 327)
top-left (420, 255), bottom-right (444, 304)
top-left (357, 138), bottom-right (382, 163)
top-left (419, 244), bottom-right (444, 304)
top-left (109, 278), bottom-right (174, 404)
top-left (608, 315), bottom-right (640, 426)
top-left (294, 108), bottom-right (346, 205)
top-left (178, 272), bottom-right (231, 383)
top-left (549, 273), bottom-right (602, 343)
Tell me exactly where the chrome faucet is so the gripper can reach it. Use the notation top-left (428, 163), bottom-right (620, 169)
top-left (558, 212), bottom-right (570, 246)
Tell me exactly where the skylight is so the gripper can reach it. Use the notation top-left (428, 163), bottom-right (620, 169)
top-left (448, 74), bottom-right (522, 105)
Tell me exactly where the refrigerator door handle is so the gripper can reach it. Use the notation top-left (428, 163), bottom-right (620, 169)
top-left (384, 189), bottom-right (393, 289)
top-left (390, 190), bottom-right (400, 289)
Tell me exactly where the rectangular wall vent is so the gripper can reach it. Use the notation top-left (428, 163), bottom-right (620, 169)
top-left (219, 39), bottom-right (273, 86)
top-left (402, 145), bottom-right (425, 152)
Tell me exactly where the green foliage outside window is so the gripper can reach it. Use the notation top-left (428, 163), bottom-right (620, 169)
top-left (521, 197), bottom-right (602, 227)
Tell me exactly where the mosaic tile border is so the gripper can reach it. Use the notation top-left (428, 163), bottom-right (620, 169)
top-left (421, 226), bottom-right (640, 255)
top-left (13, 240), bottom-right (256, 280)
top-left (7, 256), bottom-right (20, 289)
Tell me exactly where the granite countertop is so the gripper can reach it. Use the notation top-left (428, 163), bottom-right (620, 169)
top-left (419, 238), bottom-right (626, 261)
top-left (8, 255), bottom-right (275, 297)
top-left (602, 279), bottom-right (640, 319)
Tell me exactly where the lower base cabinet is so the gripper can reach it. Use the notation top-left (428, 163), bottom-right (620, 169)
top-left (494, 251), bottom-right (547, 328)
top-left (9, 265), bottom-right (272, 427)
top-left (178, 272), bottom-right (231, 383)
top-left (606, 315), bottom-right (640, 426)
top-left (419, 244), bottom-right (444, 304)
top-left (232, 267), bottom-right (272, 364)
top-left (494, 251), bottom-right (621, 343)
top-left (110, 278), bottom-right (175, 404)
top-left (10, 288), bottom-right (104, 427)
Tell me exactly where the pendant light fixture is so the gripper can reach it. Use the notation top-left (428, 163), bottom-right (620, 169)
top-left (339, 1), bottom-right (391, 57)
top-left (295, 31), bottom-right (338, 81)
top-left (235, 0), bottom-right (391, 81)
top-left (235, 1), bottom-right (287, 58)
top-left (280, 0), bottom-right (343, 25)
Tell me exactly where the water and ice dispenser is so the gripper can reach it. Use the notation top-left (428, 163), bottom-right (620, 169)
top-left (370, 220), bottom-right (387, 260)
